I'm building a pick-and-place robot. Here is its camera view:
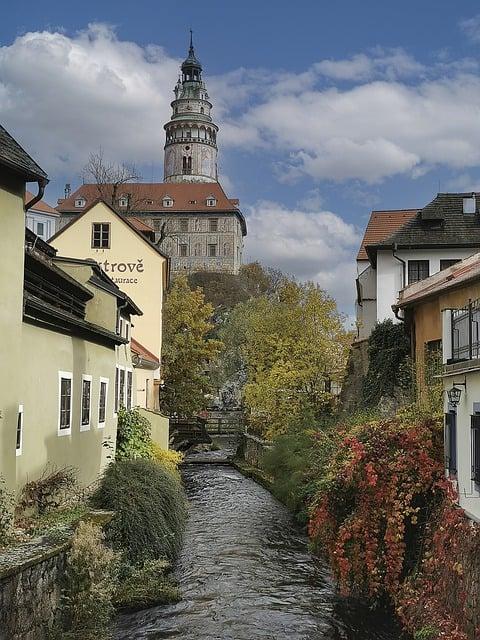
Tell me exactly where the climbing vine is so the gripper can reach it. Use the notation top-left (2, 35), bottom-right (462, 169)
top-left (362, 320), bottom-right (411, 407)
top-left (396, 492), bottom-right (480, 640)
top-left (308, 415), bottom-right (444, 599)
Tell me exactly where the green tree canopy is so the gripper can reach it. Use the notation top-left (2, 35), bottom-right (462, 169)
top-left (223, 277), bottom-right (351, 439)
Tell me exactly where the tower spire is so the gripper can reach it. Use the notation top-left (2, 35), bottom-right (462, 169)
top-left (189, 28), bottom-right (194, 55)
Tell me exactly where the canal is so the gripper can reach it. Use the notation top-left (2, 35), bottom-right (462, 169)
top-left (115, 463), bottom-right (406, 640)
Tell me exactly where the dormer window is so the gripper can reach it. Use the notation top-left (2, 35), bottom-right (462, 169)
top-left (163, 196), bottom-right (174, 208)
top-left (206, 196), bottom-right (217, 207)
top-left (75, 198), bottom-right (86, 208)
top-left (118, 196), bottom-right (128, 207)
top-left (463, 196), bottom-right (476, 214)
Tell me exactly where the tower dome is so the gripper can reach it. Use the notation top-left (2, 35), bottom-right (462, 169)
top-left (163, 32), bottom-right (218, 184)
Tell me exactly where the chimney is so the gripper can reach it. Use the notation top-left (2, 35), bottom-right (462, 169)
top-left (64, 183), bottom-right (71, 199)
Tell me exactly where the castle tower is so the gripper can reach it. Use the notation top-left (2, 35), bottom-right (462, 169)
top-left (163, 32), bottom-right (218, 183)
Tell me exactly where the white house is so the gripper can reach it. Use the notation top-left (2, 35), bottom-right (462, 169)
top-left (356, 193), bottom-right (480, 341)
top-left (24, 190), bottom-right (58, 241)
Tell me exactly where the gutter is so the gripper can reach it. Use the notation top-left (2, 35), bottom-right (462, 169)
top-left (392, 243), bottom-right (407, 322)
top-left (25, 179), bottom-right (48, 211)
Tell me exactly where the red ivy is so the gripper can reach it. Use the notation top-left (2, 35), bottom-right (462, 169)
top-left (308, 417), bottom-right (444, 598)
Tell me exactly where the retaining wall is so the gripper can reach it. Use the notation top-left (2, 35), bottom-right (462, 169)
top-left (0, 534), bottom-right (71, 640)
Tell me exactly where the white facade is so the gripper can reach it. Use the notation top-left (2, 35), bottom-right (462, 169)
top-left (442, 308), bottom-right (480, 522)
top-left (376, 247), bottom-right (478, 324)
top-left (25, 208), bottom-right (58, 241)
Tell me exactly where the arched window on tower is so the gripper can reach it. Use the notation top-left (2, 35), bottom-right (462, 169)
top-left (200, 107), bottom-right (204, 114)
top-left (183, 156), bottom-right (192, 175)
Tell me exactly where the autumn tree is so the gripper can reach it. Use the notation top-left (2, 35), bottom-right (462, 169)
top-left (230, 278), bottom-right (351, 439)
top-left (82, 149), bottom-right (152, 213)
top-left (160, 275), bottom-right (222, 417)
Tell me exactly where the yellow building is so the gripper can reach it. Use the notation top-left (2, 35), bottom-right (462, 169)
top-left (0, 124), bottom-right (169, 497)
top-left (50, 200), bottom-right (170, 411)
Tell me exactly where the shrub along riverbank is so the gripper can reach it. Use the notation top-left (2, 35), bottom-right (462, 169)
top-left (50, 408), bottom-right (188, 640)
top-left (255, 409), bottom-right (480, 640)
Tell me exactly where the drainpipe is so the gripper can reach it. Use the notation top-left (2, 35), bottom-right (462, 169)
top-left (392, 304), bottom-right (405, 322)
top-left (392, 243), bottom-right (407, 322)
top-left (25, 178), bottom-right (48, 211)
top-left (392, 243), bottom-right (406, 289)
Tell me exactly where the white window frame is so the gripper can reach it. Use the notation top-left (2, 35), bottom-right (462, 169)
top-left (119, 366), bottom-right (126, 409)
top-left (114, 365), bottom-right (121, 415)
top-left (74, 198), bottom-right (86, 208)
top-left (16, 404), bottom-right (24, 456)
top-left (58, 371), bottom-right (73, 436)
top-left (119, 197), bottom-right (128, 207)
top-left (126, 368), bottom-right (133, 410)
top-left (206, 197), bottom-right (216, 207)
top-left (163, 197), bottom-right (173, 208)
top-left (80, 374), bottom-right (92, 432)
top-left (125, 320), bottom-right (130, 342)
top-left (98, 377), bottom-right (109, 429)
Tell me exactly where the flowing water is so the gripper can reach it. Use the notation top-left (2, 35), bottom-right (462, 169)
top-left (115, 460), bottom-right (406, 640)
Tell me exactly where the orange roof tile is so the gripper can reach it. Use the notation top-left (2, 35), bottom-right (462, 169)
top-left (130, 338), bottom-right (160, 367)
top-left (357, 209), bottom-right (418, 261)
top-left (56, 182), bottom-right (240, 213)
top-left (25, 190), bottom-right (59, 215)
top-left (129, 217), bottom-right (154, 232)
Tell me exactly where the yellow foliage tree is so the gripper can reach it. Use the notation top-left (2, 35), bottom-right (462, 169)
top-left (242, 280), bottom-right (351, 439)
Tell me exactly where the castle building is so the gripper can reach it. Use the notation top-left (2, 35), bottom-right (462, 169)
top-left (57, 34), bottom-right (246, 275)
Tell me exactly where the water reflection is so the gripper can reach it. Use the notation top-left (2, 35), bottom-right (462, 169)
top-left (115, 464), bottom-right (405, 640)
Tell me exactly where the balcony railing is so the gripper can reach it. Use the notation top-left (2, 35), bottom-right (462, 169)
top-left (452, 299), bottom-right (480, 361)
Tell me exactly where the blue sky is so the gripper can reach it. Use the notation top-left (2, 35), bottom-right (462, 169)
top-left (2, 0), bottom-right (480, 315)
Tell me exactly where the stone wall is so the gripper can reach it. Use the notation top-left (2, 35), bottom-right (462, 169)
top-left (338, 339), bottom-right (369, 415)
top-left (0, 535), bottom-right (71, 640)
top-left (242, 433), bottom-right (272, 468)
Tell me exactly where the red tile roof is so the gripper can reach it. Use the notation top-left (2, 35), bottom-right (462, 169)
top-left (131, 338), bottom-right (160, 367)
top-left (56, 182), bottom-right (240, 213)
top-left (25, 190), bottom-right (59, 215)
top-left (129, 217), bottom-right (154, 232)
top-left (357, 209), bottom-right (418, 261)
top-left (396, 252), bottom-right (480, 309)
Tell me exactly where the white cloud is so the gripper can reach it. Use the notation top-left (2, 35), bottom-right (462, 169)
top-left (460, 14), bottom-right (480, 43)
top-left (314, 48), bottom-right (425, 82)
top-left (244, 200), bottom-right (360, 309)
top-left (4, 25), bottom-right (480, 190)
top-left (0, 24), bottom-right (178, 174)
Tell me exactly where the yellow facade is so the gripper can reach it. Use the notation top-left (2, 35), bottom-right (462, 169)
top-left (51, 202), bottom-right (168, 370)
top-left (18, 322), bottom-right (118, 489)
top-left (0, 171), bottom-right (26, 492)
top-left (406, 283), bottom-right (480, 386)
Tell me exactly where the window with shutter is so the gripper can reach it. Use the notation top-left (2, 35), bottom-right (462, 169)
top-left (471, 414), bottom-right (480, 483)
top-left (445, 411), bottom-right (457, 473)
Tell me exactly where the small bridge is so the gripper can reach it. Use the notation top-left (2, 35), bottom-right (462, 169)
top-left (169, 410), bottom-right (245, 453)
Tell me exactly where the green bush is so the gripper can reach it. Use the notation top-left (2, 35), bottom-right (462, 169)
top-left (90, 459), bottom-right (188, 565)
top-left (60, 521), bottom-right (119, 639)
top-left (262, 430), bottom-right (314, 523)
top-left (116, 408), bottom-right (153, 460)
top-left (0, 475), bottom-right (14, 547)
top-left (114, 559), bottom-right (180, 611)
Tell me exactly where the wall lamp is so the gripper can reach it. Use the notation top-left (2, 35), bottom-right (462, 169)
top-left (447, 379), bottom-right (467, 407)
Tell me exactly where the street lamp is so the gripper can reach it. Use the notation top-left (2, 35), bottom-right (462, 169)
top-left (447, 380), bottom-right (467, 407)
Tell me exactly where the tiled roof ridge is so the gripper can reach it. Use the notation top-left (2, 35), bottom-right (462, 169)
top-left (0, 124), bottom-right (48, 182)
top-left (357, 208), bottom-right (418, 261)
top-left (396, 252), bottom-right (480, 308)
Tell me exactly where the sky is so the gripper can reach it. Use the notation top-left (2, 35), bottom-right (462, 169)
top-left (3, 0), bottom-right (480, 318)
